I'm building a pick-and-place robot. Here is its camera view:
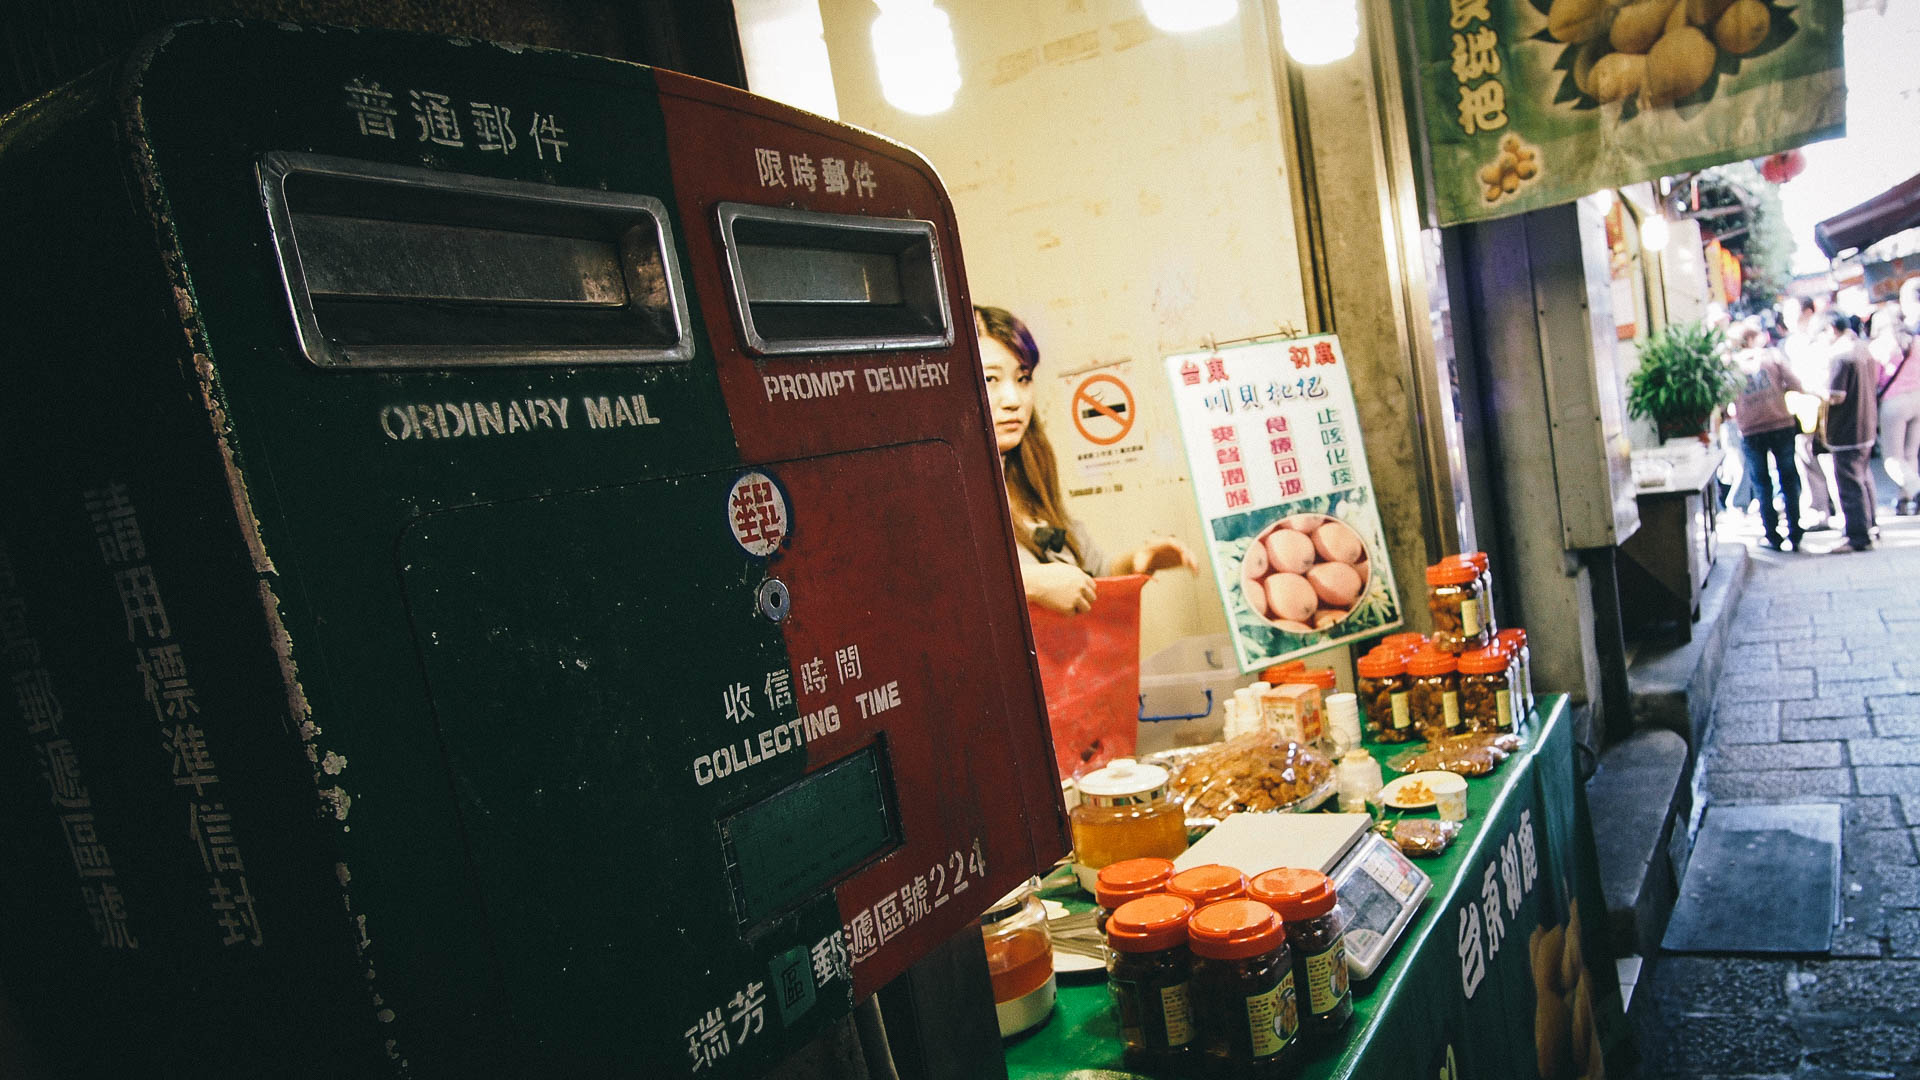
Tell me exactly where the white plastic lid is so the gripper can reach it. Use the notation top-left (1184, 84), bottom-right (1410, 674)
top-left (1076, 757), bottom-right (1170, 798)
top-left (1326, 692), bottom-right (1360, 723)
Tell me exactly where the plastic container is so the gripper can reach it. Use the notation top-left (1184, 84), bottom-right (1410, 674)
top-left (1137, 634), bottom-right (1243, 754)
top-left (1188, 899), bottom-right (1302, 1075)
top-left (981, 878), bottom-right (1056, 1037)
top-left (1167, 865), bottom-right (1249, 908)
top-left (1425, 559), bottom-right (1490, 654)
top-left (1259, 659), bottom-right (1308, 685)
top-left (1248, 868), bottom-right (1353, 1043)
top-left (1071, 759), bottom-right (1190, 891)
top-left (1094, 857), bottom-right (1178, 935)
top-left (1355, 650), bottom-right (1414, 744)
top-left (1458, 646), bottom-right (1515, 733)
top-left (1335, 748), bottom-right (1383, 812)
top-left (1325, 692), bottom-right (1362, 756)
top-left (1498, 628), bottom-right (1533, 720)
top-left (1106, 893), bottom-right (1197, 1070)
top-left (1406, 650), bottom-right (1462, 740)
top-left (1461, 550), bottom-right (1496, 636)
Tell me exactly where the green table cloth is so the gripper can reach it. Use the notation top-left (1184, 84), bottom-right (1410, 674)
top-left (1005, 695), bottom-right (1633, 1079)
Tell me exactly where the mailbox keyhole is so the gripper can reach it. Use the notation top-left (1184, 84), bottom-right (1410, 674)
top-left (757, 578), bottom-right (791, 622)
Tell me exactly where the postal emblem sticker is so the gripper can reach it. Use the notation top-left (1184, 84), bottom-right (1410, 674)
top-left (728, 470), bottom-right (789, 557)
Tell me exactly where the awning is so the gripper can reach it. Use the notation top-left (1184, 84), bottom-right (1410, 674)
top-left (1815, 171), bottom-right (1920, 259)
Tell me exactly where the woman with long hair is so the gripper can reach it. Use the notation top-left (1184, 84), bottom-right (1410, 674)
top-left (975, 305), bottom-right (1196, 615)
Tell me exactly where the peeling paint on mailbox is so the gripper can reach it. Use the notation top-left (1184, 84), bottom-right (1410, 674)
top-left (0, 21), bottom-right (1066, 1078)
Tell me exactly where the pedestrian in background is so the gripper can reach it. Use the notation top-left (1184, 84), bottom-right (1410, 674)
top-left (1727, 323), bottom-right (1805, 550)
top-left (1872, 303), bottom-right (1920, 515)
top-left (1779, 296), bottom-right (1837, 532)
top-left (1820, 308), bottom-right (1880, 552)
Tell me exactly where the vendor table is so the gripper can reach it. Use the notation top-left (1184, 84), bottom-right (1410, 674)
top-left (1620, 450), bottom-right (1722, 642)
top-left (1005, 695), bottom-right (1632, 1079)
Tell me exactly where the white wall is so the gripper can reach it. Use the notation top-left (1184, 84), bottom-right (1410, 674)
top-left (803, 0), bottom-right (1311, 659)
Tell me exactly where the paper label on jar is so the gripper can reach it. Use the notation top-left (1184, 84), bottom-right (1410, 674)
top-left (1305, 940), bottom-right (1349, 1014)
top-left (1461, 597), bottom-right (1481, 637)
top-left (1390, 691), bottom-right (1411, 729)
top-left (1161, 982), bottom-right (1194, 1046)
top-left (1442, 690), bottom-right (1461, 730)
top-left (1497, 688), bottom-right (1512, 730)
top-left (1246, 971), bottom-right (1300, 1057)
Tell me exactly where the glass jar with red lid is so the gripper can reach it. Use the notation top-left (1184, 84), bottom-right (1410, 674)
top-left (1406, 650), bottom-right (1462, 740)
top-left (1249, 868), bottom-right (1352, 1042)
top-left (1498, 627), bottom-right (1533, 720)
top-left (1355, 650), bottom-right (1414, 744)
top-left (1094, 857), bottom-right (1177, 935)
top-left (1458, 645), bottom-right (1515, 733)
top-left (1106, 893), bottom-right (1197, 1069)
top-left (1461, 550), bottom-right (1497, 636)
top-left (1188, 899), bottom-right (1302, 1075)
top-left (1425, 558), bottom-right (1490, 653)
top-left (1382, 632), bottom-right (1427, 656)
top-left (1166, 864), bottom-right (1248, 908)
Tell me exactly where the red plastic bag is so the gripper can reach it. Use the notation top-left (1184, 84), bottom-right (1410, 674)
top-left (1027, 574), bottom-right (1148, 780)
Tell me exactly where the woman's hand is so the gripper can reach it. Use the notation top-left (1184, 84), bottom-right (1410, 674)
top-left (1024, 561), bottom-right (1099, 615)
top-left (1119, 537), bottom-right (1199, 576)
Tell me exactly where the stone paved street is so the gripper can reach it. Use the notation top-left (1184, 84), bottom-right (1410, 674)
top-left (1633, 473), bottom-right (1920, 1080)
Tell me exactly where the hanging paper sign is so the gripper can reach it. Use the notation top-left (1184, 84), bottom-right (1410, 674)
top-left (1403, 0), bottom-right (1845, 226)
top-left (1165, 336), bottom-right (1403, 673)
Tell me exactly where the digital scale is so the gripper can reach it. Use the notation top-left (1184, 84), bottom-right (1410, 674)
top-left (1175, 813), bottom-right (1430, 978)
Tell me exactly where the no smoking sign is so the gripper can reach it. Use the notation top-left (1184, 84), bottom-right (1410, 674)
top-left (1070, 374), bottom-right (1135, 446)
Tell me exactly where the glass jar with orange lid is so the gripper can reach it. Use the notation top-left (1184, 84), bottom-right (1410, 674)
top-left (1188, 899), bottom-right (1302, 1076)
top-left (1461, 550), bottom-right (1497, 636)
top-left (1382, 631), bottom-right (1428, 656)
top-left (980, 877), bottom-right (1056, 1037)
top-left (1260, 659), bottom-right (1307, 685)
top-left (1355, 650), bottom-right (1414, 744)
top-left (1070, 758), bottom-right (1189, 891)
top-left (1425, 558), bottom-right (1490, 653)
top-left (1167, 864), bottom-right (1248, 908)
top-left (1498, 627), bottom-right (1533, 720)
top-left (1458, 645), bottom-right (1515, 733)
top-left (1106, 893), bottom-right (1197, 1070)
top-left (1248, 868), bottom-right (1352, 1043)
top-left (1094, 857), bottom-right (1177, 935)
top-left (1406, 650), bottom-right (1462, 740)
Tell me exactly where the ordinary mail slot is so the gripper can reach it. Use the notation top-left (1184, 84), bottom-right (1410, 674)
top-left (262, 151), bottom-right (693, 368)
top-left (717, 202), bottom-right (952, 355)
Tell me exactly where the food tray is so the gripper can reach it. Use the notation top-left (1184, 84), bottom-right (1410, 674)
top-left (1142, 741), bottom-right (1337, 830)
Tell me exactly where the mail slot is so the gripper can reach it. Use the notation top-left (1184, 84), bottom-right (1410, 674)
top-left (0, 21), bottom-right (1065, 1079)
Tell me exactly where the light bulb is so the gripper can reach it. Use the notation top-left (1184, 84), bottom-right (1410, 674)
top-left (871, 1), bottom-right (961, 115)
top-left (1277, 0), bottom-right (1359, 65)
top-left (1641, 214), bottom-right (1670, 252)
top-left (1141, 0), bottom-right (1238, 32)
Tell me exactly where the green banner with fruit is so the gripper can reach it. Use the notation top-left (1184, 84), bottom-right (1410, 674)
top-left (1403, 0), bottom-right (1845, 226)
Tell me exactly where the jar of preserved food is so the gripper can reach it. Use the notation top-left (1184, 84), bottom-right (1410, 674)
top-left (1425, 559), bottom-right (1490, 653)
top-left (980, 877), bottom-right (1056, 1037)
top-left (1461, 550), bottom-right (1497, 636)
top-left (1260, 659), bottom-right (1307, 685)
top-left (1167, 864), bottom-right (1248, 908)
top-left (1355, 650), bottom-right (1414, 744)
top-left (1188, 899), bottom-right (1302, 1076)
top-left (1248, 868), bottom-right (1352, 1043)
top-left (1106, 893), bottom-right (1197, 1069)
top-left (1382, 632), bottom-right (1427, 656)
top-left (1094, 857), bottom-right (1177, 934)
top-left (1071, 758), bottom-right (1190, 890)
top-left (1406, 650), bottom-right (1462, 740)
top-left (1458, 646), bottom-right (1515, 733)
top-left (1498, 628), bottom-right (1533, 721)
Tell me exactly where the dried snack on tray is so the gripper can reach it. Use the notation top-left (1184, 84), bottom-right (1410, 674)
top-left (1386, 731), bottom-right (1526, 778)
top-left (1382, 818), bottom-right (1460, 858)
top-left (1145, 733), bottom-right (1334, 824)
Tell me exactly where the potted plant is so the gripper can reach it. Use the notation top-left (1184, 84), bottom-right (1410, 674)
top-left (1625, 321), bottom-right (1738, 443)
